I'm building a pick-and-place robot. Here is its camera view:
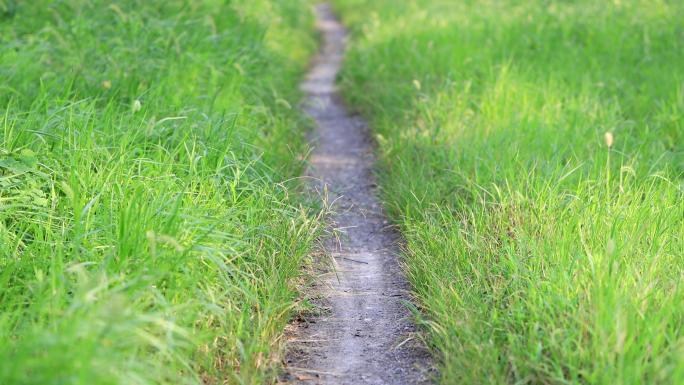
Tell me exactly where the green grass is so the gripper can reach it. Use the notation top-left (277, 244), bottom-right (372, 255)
top-left (332, 0), bottom-right (684, 384)
top-left (0, 1), bottom-right (319, 384)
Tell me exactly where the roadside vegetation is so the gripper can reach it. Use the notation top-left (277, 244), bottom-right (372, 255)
top-left (0, 1), bottom-right (318, 384)
top-left (333, 0), bottom-right (684, 383)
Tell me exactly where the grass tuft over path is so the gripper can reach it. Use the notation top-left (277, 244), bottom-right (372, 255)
top-left (333, 1), bottom-right (684, 384)
top-left (1, 1), bottom-right (318, 384)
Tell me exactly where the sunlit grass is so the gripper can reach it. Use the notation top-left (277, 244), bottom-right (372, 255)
top-left (333, 0), bottom-right (684, 383)
top-left (0, 1), bottom-right (318, 384)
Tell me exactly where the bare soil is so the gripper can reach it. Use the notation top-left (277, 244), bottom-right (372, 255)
top-left (282, 4), bottom-right (433, 385)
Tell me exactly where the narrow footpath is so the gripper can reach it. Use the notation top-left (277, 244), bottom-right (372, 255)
top-left (284, 4), bottom-right (433, 384)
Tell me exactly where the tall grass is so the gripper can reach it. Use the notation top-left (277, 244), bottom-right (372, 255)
top-left (0, 1), bottom-right (318, 384)
top-left (333, 0), bottom-right (684, 383)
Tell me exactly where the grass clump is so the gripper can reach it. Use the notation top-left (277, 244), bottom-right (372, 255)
top-left (0, 1), bottom-right (318, 384)
top-left (333, 0), bottom-right (684, 384)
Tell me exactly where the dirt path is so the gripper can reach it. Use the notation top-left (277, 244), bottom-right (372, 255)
top-left (283, 4), bottom-right (433, 385)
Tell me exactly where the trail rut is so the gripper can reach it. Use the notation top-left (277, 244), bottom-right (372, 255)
top-left (283, 4), bottom-right (433, 385)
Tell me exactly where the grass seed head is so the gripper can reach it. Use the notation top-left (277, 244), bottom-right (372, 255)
top-left (604, 132), bottom-right (614, 148)
top-left (132, 99), bottom-right (142, 113)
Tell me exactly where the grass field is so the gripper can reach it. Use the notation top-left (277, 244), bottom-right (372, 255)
top-left (333, 0), bottom-right (684, 384)
top-left (0, 1), bottom-right (318, 384)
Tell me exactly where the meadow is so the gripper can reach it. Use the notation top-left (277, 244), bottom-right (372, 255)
top-left (333, 0), bottom-right (684, 384)
top-left (0, 1), bottom-right (319, 384)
